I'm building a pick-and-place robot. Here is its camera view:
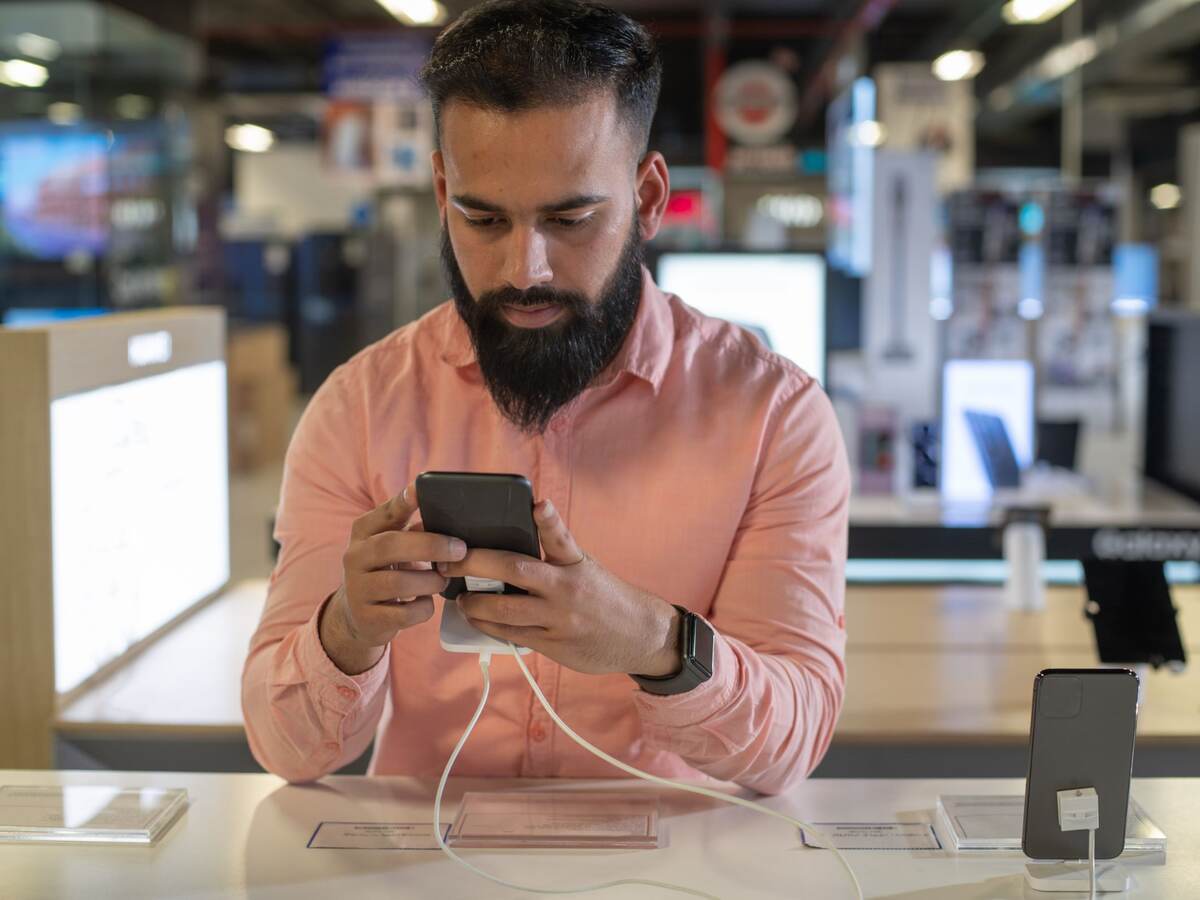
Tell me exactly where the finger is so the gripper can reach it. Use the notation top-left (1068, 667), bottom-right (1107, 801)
top-left (351, 481), bottom-right (419, 540)
top-left (355, 595), bottom-right (435, 638)
top-left (352, 530), bottom-right (467, 572)
top-left (465, 615), bottom-right (546, 647)
top-left (352, 569), bottom-right (448, 604)
top-left (533, 499), bottom-right (584, 566)
top-left (436, 548), bottom-right (551, 592)
top-left (458, 592), bottom-right (550, 628)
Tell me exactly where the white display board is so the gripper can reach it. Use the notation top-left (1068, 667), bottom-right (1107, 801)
top-left (874, 62), bottom-right (975, 193)
top-left (50, 361), bottom-right (230, 693)
top-left (862, 150), bottom-right (939, 423)
top-left (941, 359), bottom-right (1034, 502)
top-left (656, 252), bottom-right (826, 383)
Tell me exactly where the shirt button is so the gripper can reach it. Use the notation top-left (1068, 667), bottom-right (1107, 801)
top-left (337, 686), bottom-right (356, 699)
top-left (530, 725), bottom-right (547, 743)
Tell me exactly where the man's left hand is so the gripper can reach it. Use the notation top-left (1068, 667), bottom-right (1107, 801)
top-left (437, 499), bottom-right (682, 677)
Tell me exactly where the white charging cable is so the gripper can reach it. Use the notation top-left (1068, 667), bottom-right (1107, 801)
top-left (1057, 787), bottom-right (1100, 900)
top-left (433, 647), bottom-right (865, 900)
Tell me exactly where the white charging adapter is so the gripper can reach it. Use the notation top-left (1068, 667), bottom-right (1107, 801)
top-left (438, 582), bottom-right (532, 656)
top-left (1057, 787), bottom-right (1100, 833)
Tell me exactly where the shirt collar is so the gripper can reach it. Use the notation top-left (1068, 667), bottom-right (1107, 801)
top-left (439, 266), bottom-right (674, 394)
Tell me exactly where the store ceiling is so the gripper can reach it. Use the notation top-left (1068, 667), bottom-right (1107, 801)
top-left (108, 0), bottom-right (1200, 174)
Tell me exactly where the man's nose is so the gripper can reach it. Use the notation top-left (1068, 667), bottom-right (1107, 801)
top-left (502, 226), bottom-right (553, 291)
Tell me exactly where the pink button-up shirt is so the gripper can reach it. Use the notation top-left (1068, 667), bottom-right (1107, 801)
top-left (242, 269), bottom-right (849, 795)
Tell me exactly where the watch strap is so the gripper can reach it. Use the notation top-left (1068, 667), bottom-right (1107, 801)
top-left (630, 605), bottom-right (715, 696)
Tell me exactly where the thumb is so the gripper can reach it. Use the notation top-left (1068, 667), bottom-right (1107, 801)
top-left (533, 499), bottom-right (585, 566)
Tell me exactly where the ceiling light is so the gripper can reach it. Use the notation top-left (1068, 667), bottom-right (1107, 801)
top-left (47, 101), bottom-right (81, 125)
top-left (849, 120), bottom-right (886, 148)
top-left (1018, 297), bottom-right (1044, 320)
top-left (933, 50), bottom-right (985, 82)
top-left (1150, 183), bottom-right (1181, 210)
top-left (1035, 36), bottom-right (1098, 80)
top-left (0, 58), bottom-right (49, 88)
top-left (374, 0), bottom-right (448, 26)
top-left (15, 32), bottom-right (62, 61)
top-left (1003, 0), bottom-right (1076, 25)
top-left (225, 123), bottom-right (275, 153)
top-left (115, 94), bottom-right (153, 120)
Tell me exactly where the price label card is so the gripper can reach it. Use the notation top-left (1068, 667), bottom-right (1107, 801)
top-left (800, 822), bottom-right (942, 850)
top-left (307, 822), bottom-right (448, 850)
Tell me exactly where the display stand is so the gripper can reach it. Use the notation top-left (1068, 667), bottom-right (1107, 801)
top-left (1024, 861), bottom-right (1131, 893)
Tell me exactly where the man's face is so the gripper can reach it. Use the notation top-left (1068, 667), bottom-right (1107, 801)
top-left (433, 91), bottom-right (667, 433)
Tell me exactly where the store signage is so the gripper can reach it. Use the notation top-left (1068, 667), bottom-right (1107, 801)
top-left (1092, 529), bottom-right (1200, 561)
top-left (323, 33), bottom-right (432, 100)
top-left (756, 193), bottom-right (824, 229)
top-left (714, 61), bottom-right (798, 146)
top-left (127, 331), bottom-right (172, 368)
top-left (727, 143), bottom-right (797, 175)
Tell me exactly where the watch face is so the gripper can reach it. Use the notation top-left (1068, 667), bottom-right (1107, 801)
top-left (689, 615), bottom-right (715, 678)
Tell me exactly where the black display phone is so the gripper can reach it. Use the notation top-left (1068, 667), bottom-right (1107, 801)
top-left (964, 409), bottom-right (1021, 488)
top-left (1022, 668), bottom-right (1139, 861)
top-left (415, 471), bottom-right (541, 600)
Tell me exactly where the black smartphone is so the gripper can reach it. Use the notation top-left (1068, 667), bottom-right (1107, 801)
top-left (1021, 668), bottom-right (1139, 861)
top-left (964, 409), bottom-right (1021, 488)
top-left (415, 471), bottom-right (541, 600)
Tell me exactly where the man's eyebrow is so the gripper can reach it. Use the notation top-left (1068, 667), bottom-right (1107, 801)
top-left (450, 193), bottom-right (610, 214)
top-left (451, 194), bottom-right (504, 213)
top-left (539, 194), bottom-right (609, 213)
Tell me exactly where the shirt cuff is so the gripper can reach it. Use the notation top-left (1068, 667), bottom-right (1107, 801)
top-left (630, 621), bottom-right (740, 729)
top-left (295, 595), bottom-right (392, 715)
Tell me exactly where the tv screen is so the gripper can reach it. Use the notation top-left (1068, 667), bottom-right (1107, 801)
top-left (826, 77), bottom-right (875, 277)
top-left (656, 252), bottom-right (826, 383)
top-left (50, 360), bottom-right (230, 693)
top-left (941, 359), bottom-right (1034, 502)
top-left (1, 130), bottom-right (109, 260)
top-left (1146, 316), bottom-right (1200, 502)
top-left (3, 308), bottom-right (109, 328)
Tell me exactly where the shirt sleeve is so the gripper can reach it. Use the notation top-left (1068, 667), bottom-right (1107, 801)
top-left (632, 379), bottom-right (850, 795)
top-left (240, 368), bottom-right (391, 783)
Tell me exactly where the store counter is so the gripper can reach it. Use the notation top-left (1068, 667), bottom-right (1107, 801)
top-left (52, 581), bottom-right (1200, 776)
top-left (1, 769), bottom-right (1195, 898)
top-left (55, 579), bottom-right (267, 740)
top-left (849, 479), bottom-right (1200, 560)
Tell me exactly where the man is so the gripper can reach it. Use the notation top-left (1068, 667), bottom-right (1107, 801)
top-left (242, 0), bottom-right (849, 795)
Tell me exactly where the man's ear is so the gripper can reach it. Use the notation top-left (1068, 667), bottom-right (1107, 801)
top-left (634, 150), bottom-right (670, 242)
top-left (432, 149), bottom-right (447, 226)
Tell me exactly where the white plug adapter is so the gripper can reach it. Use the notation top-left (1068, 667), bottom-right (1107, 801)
top-left (1057, 787), bottom-right (1100, 833)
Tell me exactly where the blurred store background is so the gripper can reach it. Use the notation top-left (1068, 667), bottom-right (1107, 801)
top-left (2, 0), bottom-right (1199, 775)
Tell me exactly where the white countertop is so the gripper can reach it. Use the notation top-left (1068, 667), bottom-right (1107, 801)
top-left (2, 770), bottom-right (1196, 899)
top-left (850, 480), bottom-right (1200, 529)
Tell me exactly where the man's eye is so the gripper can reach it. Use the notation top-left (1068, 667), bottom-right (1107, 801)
top-left (549, 217), bottom-right (588, 229)
top-left (465, 216), bottom-right (501, 228)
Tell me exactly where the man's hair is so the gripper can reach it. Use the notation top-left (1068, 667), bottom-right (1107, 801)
top-left (420, 0), bottom-right (662, 154)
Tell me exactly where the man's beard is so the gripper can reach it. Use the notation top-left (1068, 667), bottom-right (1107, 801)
top-left (442, 216), bottom-right (644, 434)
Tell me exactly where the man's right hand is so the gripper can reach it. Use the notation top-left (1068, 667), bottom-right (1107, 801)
top-left (318, 481), bottom-right (467, 675)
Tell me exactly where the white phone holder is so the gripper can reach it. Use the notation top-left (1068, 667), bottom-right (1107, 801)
top-left (1024, 862), bottom-right (1131, 893)
top-left (1025, 787), bottom-right (1131, 893)
top-left (439, 591), bottom-right (531, 655)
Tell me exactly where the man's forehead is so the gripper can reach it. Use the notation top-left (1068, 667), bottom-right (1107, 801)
top-left (439, 93), bottom-right (635, 206)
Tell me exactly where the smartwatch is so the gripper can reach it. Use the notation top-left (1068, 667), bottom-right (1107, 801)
top-left (630, 605), bottom-right (715, 696)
